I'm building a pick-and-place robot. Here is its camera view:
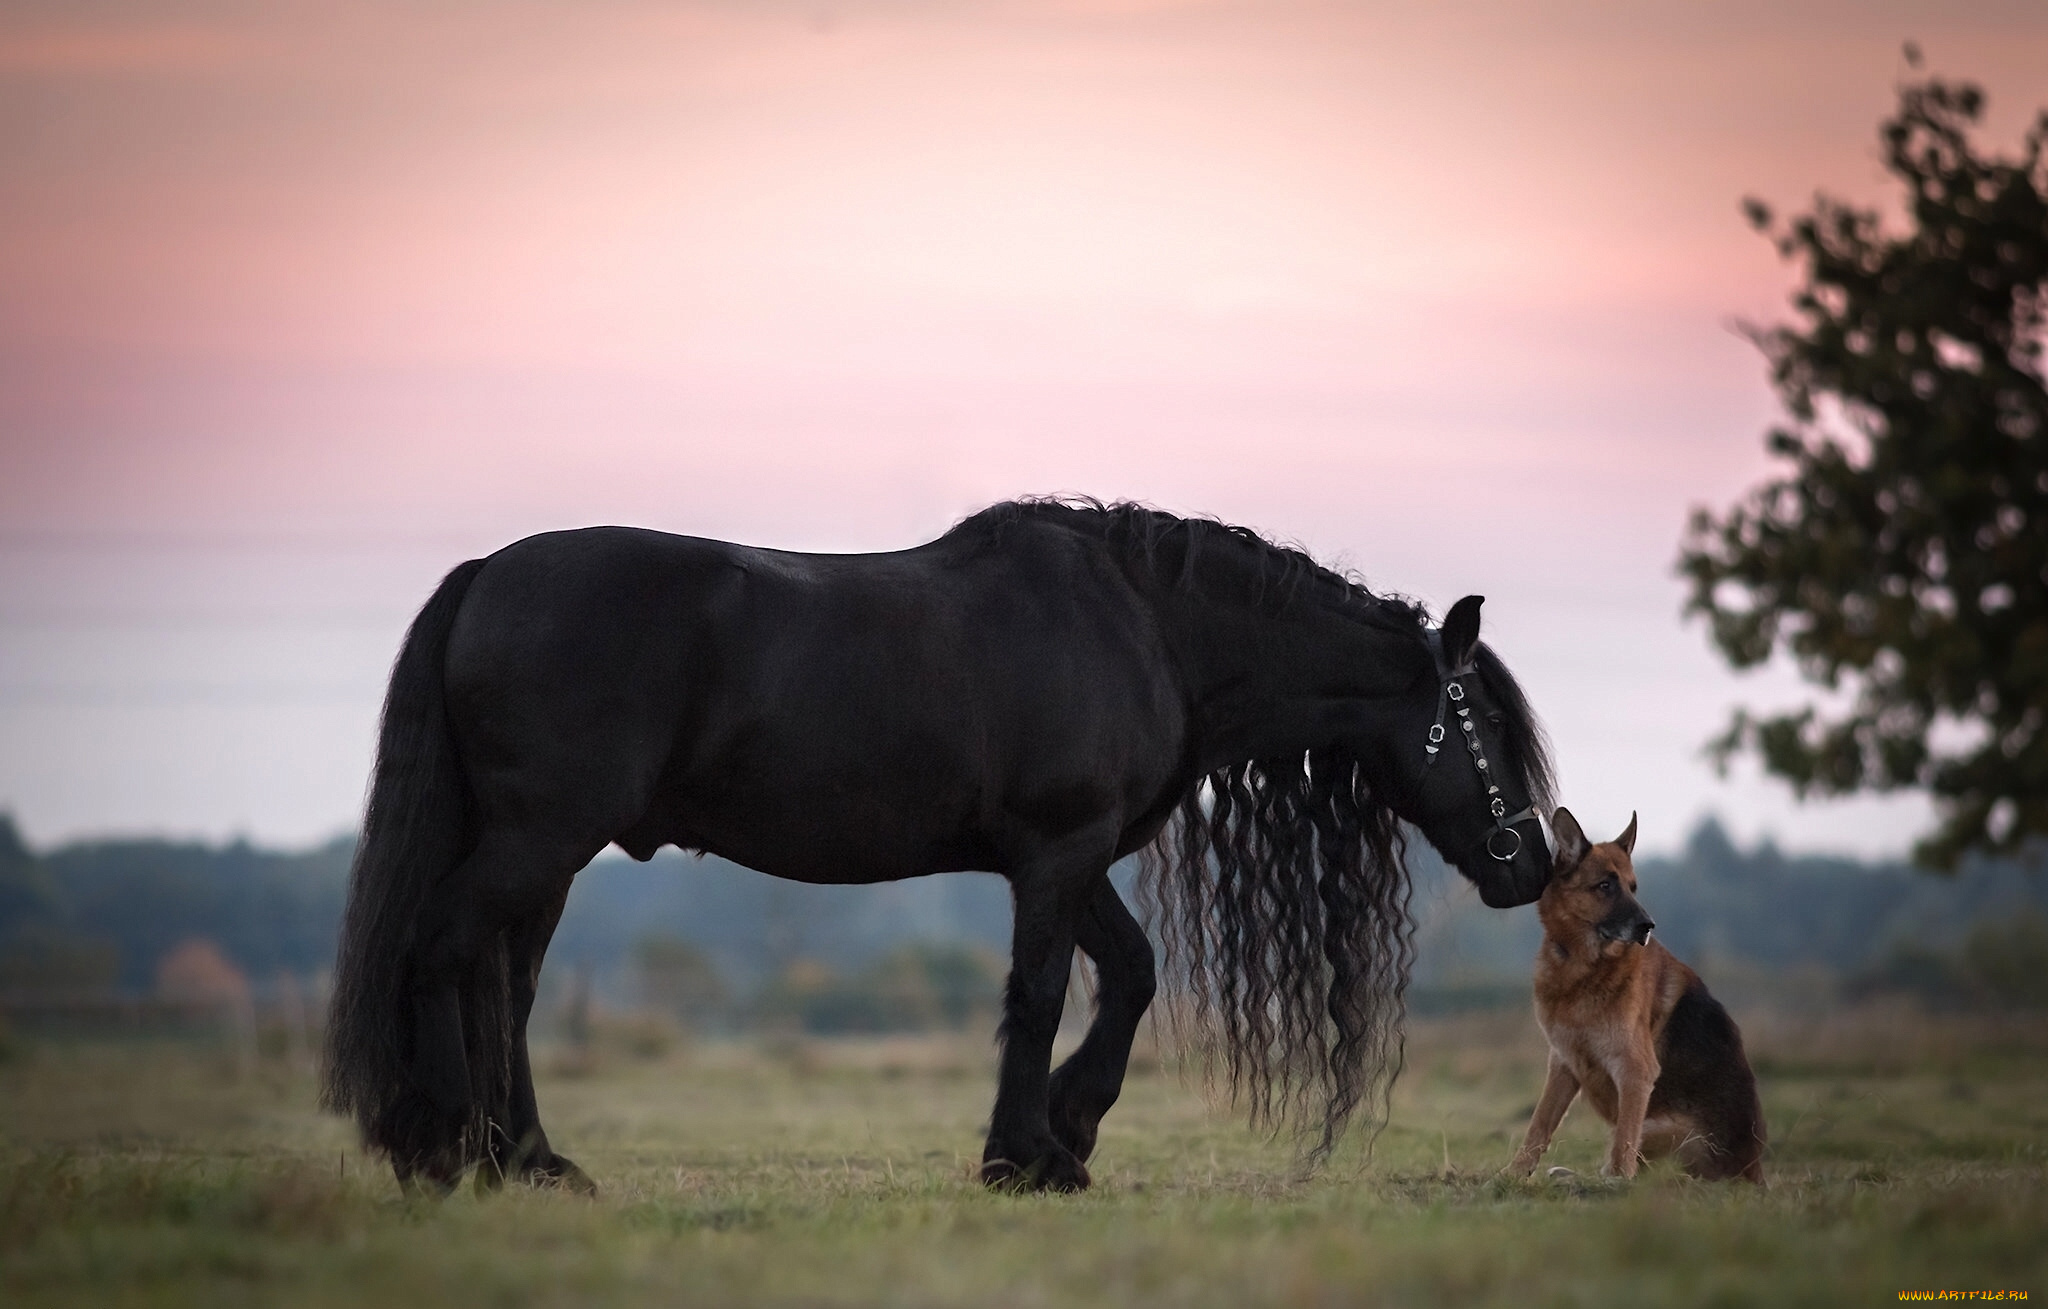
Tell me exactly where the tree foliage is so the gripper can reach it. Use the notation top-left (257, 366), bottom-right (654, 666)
top-left (1680, 62), bottom-right (2048, 869)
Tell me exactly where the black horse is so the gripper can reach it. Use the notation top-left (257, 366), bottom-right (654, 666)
top-left (323, 499), bottom-right (1554, 1193)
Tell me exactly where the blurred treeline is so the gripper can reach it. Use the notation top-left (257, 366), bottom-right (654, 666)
top-left (0, 818), bottom-right (350, 995)
top-left (3, 812), bottom-right (2045, 1036)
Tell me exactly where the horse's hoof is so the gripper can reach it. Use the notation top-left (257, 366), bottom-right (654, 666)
top-left (393, 1140), bottom-right (470, 1199)
top-left (532, 1154), bottom-right (599, 1196)
top-left (980, 1147), bottom-right (1090, 1194)
top-left (979, 1157), bottom-right (1023, 1191)
top-left (1039, 1152), bottom-right (1091, 1193)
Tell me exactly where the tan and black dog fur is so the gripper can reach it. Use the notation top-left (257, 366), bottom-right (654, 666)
top-left (1507, 808), bottom-right (1765, 1182)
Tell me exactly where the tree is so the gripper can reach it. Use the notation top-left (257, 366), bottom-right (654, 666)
top-left (1680, 57), bottom-right (2048, 869)
top-left (0, 814), bottom-right (57, 924)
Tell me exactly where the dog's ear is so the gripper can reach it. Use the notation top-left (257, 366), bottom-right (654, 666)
top-left (1614, 811), bottom-right (1638, 856)
top-left (1441, 595), bottom-right (1484, 669)
top-left (1550, 807), bottom-right (1590, 870)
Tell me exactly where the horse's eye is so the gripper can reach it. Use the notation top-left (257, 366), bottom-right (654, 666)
top-left (1487, 712), bottom-right (1505, 728)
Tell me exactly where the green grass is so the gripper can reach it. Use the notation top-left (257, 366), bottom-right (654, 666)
top-left (2, 1011), bottom-right (2044, 1307)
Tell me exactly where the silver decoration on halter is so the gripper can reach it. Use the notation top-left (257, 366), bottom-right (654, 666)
top-left (1423, 627), bottom-right (1540, 864)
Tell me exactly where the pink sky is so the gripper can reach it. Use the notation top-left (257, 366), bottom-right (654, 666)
top-left (3, 1), bottom-right (2046, 852)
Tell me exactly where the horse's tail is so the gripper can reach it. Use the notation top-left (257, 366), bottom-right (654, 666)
top-left (1141, 747), bottom-right (1415, 1163)
top-left (322, 558), bottom-right (487, 1164)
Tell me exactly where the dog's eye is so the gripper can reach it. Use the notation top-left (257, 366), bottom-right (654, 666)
top-left (1596, 879), bottom-right (1616, 894)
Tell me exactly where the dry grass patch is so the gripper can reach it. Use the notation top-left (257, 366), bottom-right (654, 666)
top-left (0, 1013), bottom-right (2042, 1307)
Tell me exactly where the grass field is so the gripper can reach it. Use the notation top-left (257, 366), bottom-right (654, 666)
top-left (2, 1008), bottom-right (2044, 1308)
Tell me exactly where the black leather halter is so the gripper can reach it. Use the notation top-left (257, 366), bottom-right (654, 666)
top-left (1423, 630), bottom-right (1543, 863)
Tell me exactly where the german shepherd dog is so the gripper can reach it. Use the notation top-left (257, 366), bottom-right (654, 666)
top-left (1506, 808), bottom-right (1765, 1182)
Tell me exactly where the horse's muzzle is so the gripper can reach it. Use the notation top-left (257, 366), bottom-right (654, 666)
top-left (1473, 856), bottom-right (1550, 909)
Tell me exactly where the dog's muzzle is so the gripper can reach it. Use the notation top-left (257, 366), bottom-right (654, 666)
top-left (1599, 917), bottom-right (1656, 947)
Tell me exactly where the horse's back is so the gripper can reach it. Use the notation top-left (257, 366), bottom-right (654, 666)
top-left (440, 522), bottom-right (1186, 880)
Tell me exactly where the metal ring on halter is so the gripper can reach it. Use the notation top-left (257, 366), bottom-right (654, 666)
top-left (1426, 627), bottom-right (1542, 867)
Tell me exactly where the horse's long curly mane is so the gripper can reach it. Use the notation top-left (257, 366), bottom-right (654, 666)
top-left (960, 497), bottom-right (1555, 1160)
top-left (1147, 746), bottom-right (1417, 1161)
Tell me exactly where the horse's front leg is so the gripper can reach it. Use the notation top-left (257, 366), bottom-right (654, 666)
top-left (1047, 873), bottom-right (1156, 1166)
top-left (982, 843), bottom-right (1102, 1193)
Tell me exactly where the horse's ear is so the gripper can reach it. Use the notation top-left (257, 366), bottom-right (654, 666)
top-left (1615, 811), bottom-right (1638, 856)
top-left (1442, 595), bottom-right (1484, 668)
top-left (1551, 806), bottom-right (1589, 870)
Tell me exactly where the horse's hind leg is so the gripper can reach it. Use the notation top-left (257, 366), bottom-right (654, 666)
top-left (1047, 874), bottom-right (1156, 1165)
top-left (475, 879), bottom-right (597, 1194)
top-left (401, 826), bottom-right (603, 1193)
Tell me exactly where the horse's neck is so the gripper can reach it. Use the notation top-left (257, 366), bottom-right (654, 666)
top-left (1166, 599), bottom-right (1425, 767)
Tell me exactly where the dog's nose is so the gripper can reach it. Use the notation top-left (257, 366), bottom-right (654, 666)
top-left (1633, 919), bottom-right (1655, 945)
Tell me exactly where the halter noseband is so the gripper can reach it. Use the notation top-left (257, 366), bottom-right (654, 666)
top-left (1422, 630), bottom-right (1542, 863)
